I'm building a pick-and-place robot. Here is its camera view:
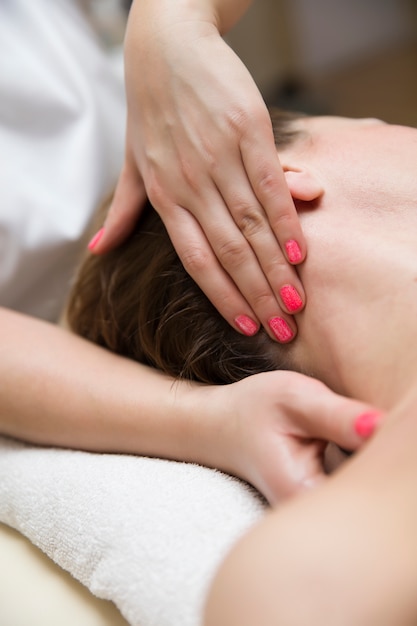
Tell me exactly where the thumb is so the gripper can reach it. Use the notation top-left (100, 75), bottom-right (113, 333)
top-left (271, 395), bottom-right (383, 502)
top-left (302, 390), bottom-right (384, 452)
top-left (89, 158), bottom-right (146, 254)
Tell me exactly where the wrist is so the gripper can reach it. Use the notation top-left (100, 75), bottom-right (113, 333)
top-left (206, 0), bottom-right (253, 34)
top-left (129, 0), bottom-right (251, 35)
top-left (172, 383), bottom-right (237, 472)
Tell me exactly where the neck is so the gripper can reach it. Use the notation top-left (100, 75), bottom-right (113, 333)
top-left (295, 206), bottom-right (417, 411)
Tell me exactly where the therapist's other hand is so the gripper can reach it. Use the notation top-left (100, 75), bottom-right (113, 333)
top-left (219, 371), bottom-right (381, 505)
top-left (92, 0), bottom-right (306, 343)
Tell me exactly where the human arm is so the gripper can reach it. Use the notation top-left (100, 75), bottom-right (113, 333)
top-left (92, 0), bottom-right (306, 342)
top-left (0, 308), bottom-right (376, 504)
top-left (204, 395), bottom-right (417, 625)
top-left (0, 307), bottom-right (204, 458)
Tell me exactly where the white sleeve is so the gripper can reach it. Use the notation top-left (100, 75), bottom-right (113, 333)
top-left (0, 0), bottom-right (126, 321)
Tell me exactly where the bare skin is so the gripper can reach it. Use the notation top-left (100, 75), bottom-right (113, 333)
top-left (205, 391), bottom-right (417, 626)
top-left (0, 306), bottom-right (375, 505)
top-left (204, 115), bottom-right (417, 624)
top-left (93, 0), bottom-right (307, 342)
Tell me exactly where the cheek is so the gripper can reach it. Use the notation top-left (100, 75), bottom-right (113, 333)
top-left (325, 131), bottom-right (415, 206)
top-left (297, 204), bottom-right (374, 322)
top-left (300, 210), bottom-right (371, 282)
top-left (298, 201), bottom-right (347, 260)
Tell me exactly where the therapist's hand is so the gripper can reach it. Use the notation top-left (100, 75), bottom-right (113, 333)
top-left (92, 0), bottom-right (306, 343)
top-left (216, 371), bottom-right (381, 505)
top-left (205, 397), bottom-right (417, 626)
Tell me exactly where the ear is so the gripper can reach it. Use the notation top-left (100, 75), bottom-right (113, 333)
top-left (283, 166), bottom-right (323, 202)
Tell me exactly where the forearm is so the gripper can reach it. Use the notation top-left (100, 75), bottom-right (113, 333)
top-left (0, 308), bottom-right (226, 465)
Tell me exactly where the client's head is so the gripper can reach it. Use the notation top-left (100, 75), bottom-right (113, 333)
top-left (67, 110), bottom-right (417, 400)
top-left (67, 109), bottom-right (305, 384)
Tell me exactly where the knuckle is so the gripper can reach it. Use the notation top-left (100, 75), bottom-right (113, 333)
top-left (225, 106), bottom-right (251, 135)
top-left (201, 138), bottom-right (217, 172)
top-left (256, 168), bottom-right (280, 197)
top-left (270, 252), bottom-right (292, 275)
top-left (270, 211), bottom-right (293, 230)
top-left (217, 237), bottom-right (248, 270)
top-left (217, 290), bottom-right (239, 315)
top-left (181, 245), bottom-right (211, 276)
top-left (225, 100), bottom-right (268, 136)
top-left (178, 156), bottom-right (201, 193)
top-left (248, 286), bottom-right (273, 310)
top-left (234, 203), bottom-right (266, 239)
top-left (146, 170), bottom-right (167, 210)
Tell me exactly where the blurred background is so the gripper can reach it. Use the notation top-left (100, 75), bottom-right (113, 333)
top-left (226, 0), bottom-right (417, 126)
top-left (83, 0), bottom-right (417, 126)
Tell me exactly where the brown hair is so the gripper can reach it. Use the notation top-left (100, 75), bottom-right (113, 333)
top-left (67, 108), bottom-right (303, 384)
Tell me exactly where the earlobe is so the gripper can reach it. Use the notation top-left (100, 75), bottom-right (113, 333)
top-left (284, 168), bottom-right (323, 202)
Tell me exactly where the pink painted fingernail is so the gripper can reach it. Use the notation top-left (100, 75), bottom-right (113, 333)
top-left (354, 411), bottom-right (382, 438)
top-left (88, 227), bottom-right (105, 251)
top-left (279, 284), bottom-right (303, 313)
top-left (268, 317), bottom-right (294, 343)
top-left (285, 239), bottom-right (302, 264)
top-left (235, 315), bottom-right (259, 336)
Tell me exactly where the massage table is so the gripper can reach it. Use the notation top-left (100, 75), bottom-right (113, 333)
top-left (0, 523), bottom-right (128, 626)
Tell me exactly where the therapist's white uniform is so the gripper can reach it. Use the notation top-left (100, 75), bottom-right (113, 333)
top-left (0, 0), bottom-right (126, 321)
top-left (0, 4), bottom-right (129, 623)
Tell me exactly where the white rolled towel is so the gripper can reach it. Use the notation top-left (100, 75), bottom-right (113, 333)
top-left (0, 436), bottom-right (266, 626)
